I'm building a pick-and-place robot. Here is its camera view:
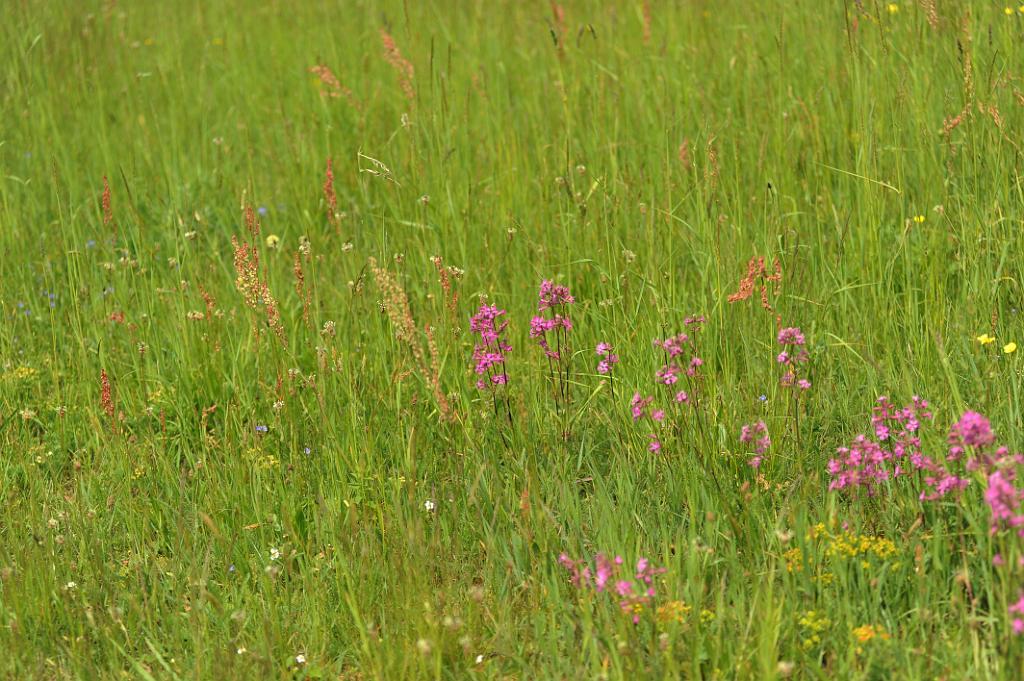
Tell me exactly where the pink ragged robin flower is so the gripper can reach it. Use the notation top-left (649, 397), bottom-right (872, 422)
top-left (740, 421), bottom-right (770, 469)
top-left (469, 304), bottom-right (511, 390)
top-left (595, 342), bottom-right (619, 375)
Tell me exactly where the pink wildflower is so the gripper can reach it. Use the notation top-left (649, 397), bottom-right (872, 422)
top-left (952, 411), bottom-right (995, 448)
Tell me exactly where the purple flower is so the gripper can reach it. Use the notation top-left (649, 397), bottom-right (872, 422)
top-left (630, 393), bottom-right (654, 421)
top-left (469, 304), bottom-right (511, 390)
top-left (953, 411), bottom-right (995, 448)
top-left (537, 280), bottom-right (575, 310)
top-left (595, 342), bottom-right (619, 375)
top-left (740, 421), bottom-right (771, 468)
top-left (656, 365), bottom-right (678, 385)
top-left (777, 327), bottom-right (806, 345)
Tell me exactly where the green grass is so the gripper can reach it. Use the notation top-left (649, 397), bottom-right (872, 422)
top-left (2, 0), bottom-right (1024, 678)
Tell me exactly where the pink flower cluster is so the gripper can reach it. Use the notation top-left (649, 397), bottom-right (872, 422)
top-left (595, 342), bottom-right (619, 375)
top-left (776, 326), bottom-right (811, 391)
top-left (529, 315), bottom-right (573, 360)
top-left (740, 421), bottom-right (771, 469)
top-left (530, 281), bottom-right (572, 353)
top-left (469, 304), bottom-right (511, 390)
top-left (826, 399), bottom-right (1024, 635)
top-left (653, 316), bottom-right (706, 390)
top-left (827, 396), bottom-right (935, 495)
top-left (558, 552), bottom-right (665, 623)
top-left (629, 393), bottom-right (662, 452)
top-left (1011, 594), bottom-right (1024, 635)
top-left (629, 316), bottom-right (707, 453)
top-left (538, 280), bottom-right (575, 310)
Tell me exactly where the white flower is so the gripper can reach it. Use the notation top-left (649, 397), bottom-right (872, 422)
top-left (424, 500), bottom-right (436, 512)
top-left (475, 654), bottom-right (484, 664)
top-left (269, 547), bottom-right (280, 561)
top-left (236, 647), bottom-right (247, 655)
top-left (295, 654), bottom-right (306, 665)
top-left (64, 581), bottom-right (77, 590)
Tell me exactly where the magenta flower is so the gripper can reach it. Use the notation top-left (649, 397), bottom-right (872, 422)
top-left (630, 393), bottom-right (654, 421)
top-left (740, 421), bottom-right (771, 468)
top-left (596, 342), bottom-right (619, 375)
top-left (594, 553), bottom-right (614, 592)
top-left (532, 280), bottom-right (575, 405)
top-left (558, 551), bottom-right (664, 624)
top-left (538, 280), bottom-right (575, 310)
top-left (776, 325), bottom-right (810, 391)
top-left (984, 470), bottom-right (1024, 536)
top-left (740, 421), bottom-right (770, 453)
top-left (656, 365), bottom-right (679, 385)
top-left (953, 411), bottom-right (995, 448)
top-left (777, 327), bottom-right (806, 345)
top-left (653, 333), bottom-right (689, 358)
top-left (469, 304), bottom-right (511, 390)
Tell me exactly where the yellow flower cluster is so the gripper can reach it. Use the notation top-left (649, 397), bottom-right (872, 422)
top-left (823, 530), bottom-right (898, 564)
top-left (244, 447), bottom-right (280, 470)
top-left (783, 547), bottom-right (803, 573)
top-left (852, 624), bottom-right (891, 654)
top-left (852, 624), bottom-right (890, 643)
top-left (3, 366), bottom-right (38, 382)
top-left (656, 600), bottom-right (692, 624)
top-left (255, 454), bottom-right (280, 470)
top-left (786, 525), bottom-right (900, 579)
top-left (798, 610), bottom-right (831, 650)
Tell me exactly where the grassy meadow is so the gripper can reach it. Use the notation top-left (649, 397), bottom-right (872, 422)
top-left (3, 0), bottom-right (1024, 678)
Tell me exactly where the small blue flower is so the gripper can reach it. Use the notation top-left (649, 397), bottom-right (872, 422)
top-left (757, 394), bottom-right (767, 402)
top-left (86, 239), bottom-right (96, 249)
top-left (257, 206), bottom-right (268, 216)
top-left (303, 446), bottom-right (311, 455)
top-left (255, 424), bottom-right (268, 433)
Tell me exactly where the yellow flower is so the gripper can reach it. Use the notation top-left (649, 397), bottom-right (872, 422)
top-left (656, 600), bottom-right (691, 623)
top-left (912, 215), bottom-right (925, 223)
top-left (1006, 7), bottom-right (1016, 15)
top-left (1004, 342), bottom-right (1017, 354)
top-left (887, 3), bottom-right (899, 13)
top-left (852, 624), bottom-right (890, 643)
top-left (265, 234), bottom-right (281, 249)
top-left (977, 334), bottom-right (996, 345)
